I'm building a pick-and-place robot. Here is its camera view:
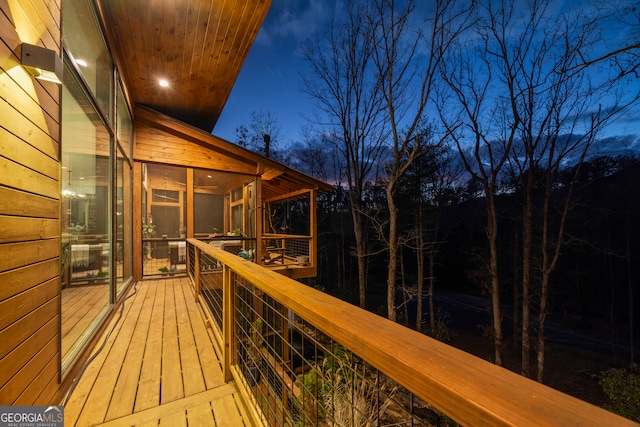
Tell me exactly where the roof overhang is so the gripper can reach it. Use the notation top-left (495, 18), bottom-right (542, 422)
top-left (135, 106), bottom-right (333, 199)
top-left (97, 0), bottom-right (271, 132)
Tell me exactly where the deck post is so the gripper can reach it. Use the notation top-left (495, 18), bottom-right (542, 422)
top-left (193, 243), bottom-right (201, 296)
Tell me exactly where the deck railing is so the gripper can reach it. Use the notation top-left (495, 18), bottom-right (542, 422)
top-left (186, 239), bottom-right (634, 427)
top-left (261, 234), bottom-right (311, 267)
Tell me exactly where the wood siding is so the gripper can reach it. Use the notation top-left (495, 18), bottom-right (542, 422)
top-left (0, 0), bottom-right (62, 405)
top-left (135, 120), bottom-right (257, 175)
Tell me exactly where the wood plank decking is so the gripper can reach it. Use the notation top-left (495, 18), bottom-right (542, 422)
top-left (62, 285), bottom-right (110, 363)
top-left (64, 277), bottom-right (254, 426)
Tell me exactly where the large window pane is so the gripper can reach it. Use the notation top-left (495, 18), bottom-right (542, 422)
top-left (63, 0), bottom-right (113, 122)
top-left (195, 193), bottom-right (224, 235)
top-left (116, 81), bottom-right (132, 160)
top-left (61, 59), bottom-right (112, 372)
top-left (143, 164), bottom-right (186, 276)
top-left (116, 149), bottom-right (132, 296)
top-left (116, 82), bottom-right (133, 295)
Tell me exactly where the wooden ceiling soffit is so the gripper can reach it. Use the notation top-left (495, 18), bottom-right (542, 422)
top-left (98, 0), bottom-right (272, 131)
top-left (264, 188), bottom-right (312, 203)
top-left (261, 165), bottom-right (285, 181)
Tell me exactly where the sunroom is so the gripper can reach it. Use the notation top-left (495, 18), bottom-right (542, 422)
top-left (132, 106), bottom-right (330, 281)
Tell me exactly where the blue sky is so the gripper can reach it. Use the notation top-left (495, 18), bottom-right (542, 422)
top-left (213, 0), bottom-right (333, 143)
top-left (213, 0), bottom-right (639, 154)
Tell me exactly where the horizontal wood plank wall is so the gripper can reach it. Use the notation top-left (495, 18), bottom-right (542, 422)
top-left (0, 0), bottom-right (62, 406)
top-left (134, 120), bottom-right (257, 174)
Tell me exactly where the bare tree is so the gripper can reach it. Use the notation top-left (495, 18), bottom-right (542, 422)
top-left (406, 145), bottom-right (463, 333)
top-left (301, 1), bottom-right (386, 308)
top-left (369, 0), bottom-right (473, 321)
top-left (441, 0), bottom-right (640, 377)
top-left (437, 0), bottom-right (519, 365)
top-left (507, 2), bottom-right (640, 381)
top-left (235, 110), bottom-right (283, 159)
top-left (569, 0), bottom-right (640, 79)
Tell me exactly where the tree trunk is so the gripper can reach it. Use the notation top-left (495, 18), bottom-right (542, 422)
top-left (400, 249), bottom-right (409, 324)
top-left (521, 177), bottom-right (533, 377)
top-left (486, 193), bottom-right (503, 366)
top-left (513, 232), bottom-right (520, 351)
top-left (387, 187), bottom-right (399, 322)
top-left (628, 214), bottom-right (635, 364)
top-left (537, 271), bottom-right (549, 382)
top-left (416, 217), bottom-right (425, 332)
top-left (352, 208), bottom-right (367, 309)
top-left (428, 247), bottom-right (436, 333)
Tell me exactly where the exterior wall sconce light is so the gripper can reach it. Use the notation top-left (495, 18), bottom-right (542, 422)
top-left (21, 43), bottom-right (63, 84)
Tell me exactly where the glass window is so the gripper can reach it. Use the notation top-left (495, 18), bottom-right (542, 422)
top-left (143, 164), bottom-right (186, 276)
top-left (194, 193), bottom-right (224, 235)
top-left (232, 188), bottom-right (243, 202)
top-left (61, 59), bottom-right (112, 372)
top-left (116, 81), bottom-right (132, 160)
top-left (232, 204), bottom-right (243, 234)
top-left (153, 189), bottom-right (180, 203)
top-left (116, 148), bottom-right (132, 296)
top-left (63, 0), bottom-right (113, 122)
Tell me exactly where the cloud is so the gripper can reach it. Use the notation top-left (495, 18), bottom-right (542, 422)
top-left (593, 134), bottom-right (640, 157)
top-left (255, 0), bottom-right (335, 47)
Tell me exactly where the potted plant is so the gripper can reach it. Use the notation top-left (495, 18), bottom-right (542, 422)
top-left (142, 223), bottom-right (155, 238)
top-left (97, 269), bottom-right (109, 282)
top-left (159, 266), bottom-right (169, 276)
top-left (246, 317), bottom-right (264, 386)
top-left (143, 223), bottom-right (155, 259)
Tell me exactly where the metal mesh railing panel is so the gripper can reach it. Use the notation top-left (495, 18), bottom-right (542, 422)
top-left (231, 273), bottom-right (439, 427)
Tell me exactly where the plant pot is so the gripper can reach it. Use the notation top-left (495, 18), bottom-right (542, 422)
top-left (245, 361), bottom-right (261, 386)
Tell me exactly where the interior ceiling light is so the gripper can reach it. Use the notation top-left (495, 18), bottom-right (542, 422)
top-left (20, 43), bottom-right (63, 84)
top-left (159, 79), bottom-right (169, 87)
top-left (75, 59), bottom-right (88, 67)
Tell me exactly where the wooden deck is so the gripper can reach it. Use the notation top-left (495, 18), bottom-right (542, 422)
top-left (64, 277), bottom-right (255, 426)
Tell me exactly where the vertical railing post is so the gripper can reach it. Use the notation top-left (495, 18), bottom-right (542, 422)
top-left (310, 189), bottom-right (317, 271)
top-left (281, 238), bottom-right (287, 264)
top-left (222, 264), bottom-right (234, 382)
top-left (194, 243), bottom-right (201, 296)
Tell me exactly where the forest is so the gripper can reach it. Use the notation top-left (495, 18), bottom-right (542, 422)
top-left (231, 0), bottom-right (640, 409)
top-left (310, 154), bottom-right (640, 363)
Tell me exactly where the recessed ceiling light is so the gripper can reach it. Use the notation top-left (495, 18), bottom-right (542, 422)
top-left (76, 59), bottom-right (88, 67)
top-left (159, 79), bottom-right (169, 87)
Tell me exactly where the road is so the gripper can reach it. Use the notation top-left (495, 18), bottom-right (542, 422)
top-left (434, 292), bottom-right (639, 360)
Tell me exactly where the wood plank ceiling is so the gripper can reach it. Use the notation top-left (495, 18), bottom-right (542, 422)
top-left (97, 0), bottom-right (272, 132)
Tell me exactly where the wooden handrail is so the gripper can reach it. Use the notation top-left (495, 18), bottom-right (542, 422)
top-left (187, 239), bottom-right (635, 427)
top-left (262, 234), bottom-right (311, 240)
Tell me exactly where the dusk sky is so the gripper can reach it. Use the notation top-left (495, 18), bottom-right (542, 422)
top-left (213, 0), bottom-right (640, 155)
top-left (213, 0), bottom-right (332, 144)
